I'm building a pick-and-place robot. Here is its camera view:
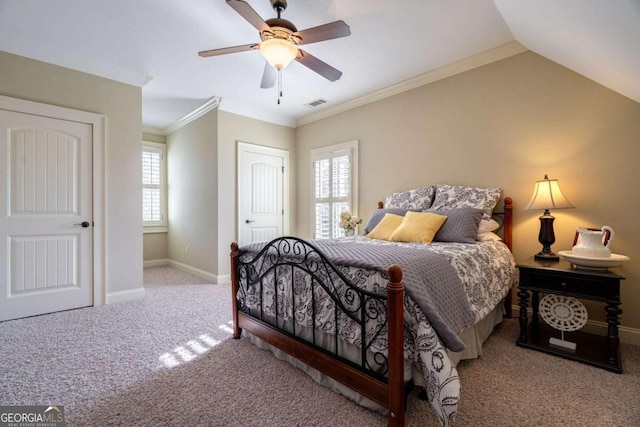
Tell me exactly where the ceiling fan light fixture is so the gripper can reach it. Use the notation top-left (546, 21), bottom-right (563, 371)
top-left (259, 38), bottom-right (298, 70)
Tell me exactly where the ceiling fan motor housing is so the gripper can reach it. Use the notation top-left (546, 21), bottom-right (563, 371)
top-left (262, 19), bottom-right (299, 44)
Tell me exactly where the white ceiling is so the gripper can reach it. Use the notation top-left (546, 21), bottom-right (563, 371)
top-left (0, 0), bottom-right (638, 130)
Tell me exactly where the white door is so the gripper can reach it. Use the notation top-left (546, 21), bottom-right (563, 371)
top-left (0, 110), bottom-right (93, 321)
top-left (237, 143), bottom-right (289, 246)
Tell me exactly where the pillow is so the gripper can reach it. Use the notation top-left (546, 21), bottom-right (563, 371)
top-left (478, 218), bottom-right (500, 233)
top-left (384, 185), bottom-right (436, 210)
top-left (389, 211), bottom-right (448, 244)
top-left (366, 213), bottom-right (404, 240)
top-left (430, 184), bottom-right (502, 221)
top-left (363, 208), bottom-right (419, 234)
top-left (477, 232), bottom-right (502, 242)
top-left (423, 208), bottom-right (483, 243)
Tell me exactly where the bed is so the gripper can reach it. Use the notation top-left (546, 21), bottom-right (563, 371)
top-left (230, 185), bottom-right (516, 426)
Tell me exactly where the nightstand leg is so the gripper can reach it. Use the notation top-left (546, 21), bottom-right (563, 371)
top-left (531, 291), bottom-right (540, 331)
top-left (518, 288), bottom-right (530, 343)
top-left (605, 302), bottom-right (622, 366)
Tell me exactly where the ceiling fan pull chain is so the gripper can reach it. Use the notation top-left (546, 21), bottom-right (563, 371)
top-left (277, 68), bottom-right (283, 104)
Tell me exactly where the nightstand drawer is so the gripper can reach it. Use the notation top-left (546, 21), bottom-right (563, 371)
top-left (521, 271), bottom-right (616, 299)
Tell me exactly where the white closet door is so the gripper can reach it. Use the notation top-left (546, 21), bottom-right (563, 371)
top-left (0, 110), bottom-right (93, 321)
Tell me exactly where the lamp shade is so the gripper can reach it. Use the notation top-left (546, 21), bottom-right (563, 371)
top-left (525, 175), bottom-right (574, 210)
top-left (259, 38), bottom-right (298, 70)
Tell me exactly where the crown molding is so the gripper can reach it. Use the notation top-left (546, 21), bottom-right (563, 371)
top-left (296, 41), bottom-right (528, 127)
top-left (160, 96), bottom-right (221, 135)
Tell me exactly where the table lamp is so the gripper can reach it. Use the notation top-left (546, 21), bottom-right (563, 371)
top-left (525, 175), bottom-right (575, 260)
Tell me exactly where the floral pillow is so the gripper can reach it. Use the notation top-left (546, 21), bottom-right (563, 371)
top-left (430, 184), bottom-right (502, 221)
top-left (384, 185), bottom-right (436, 210)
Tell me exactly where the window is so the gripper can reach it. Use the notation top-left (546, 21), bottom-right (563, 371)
top-left (142, 141), bottom-right (167, 231)
top-left (311, 140), bottom-right (358, 239)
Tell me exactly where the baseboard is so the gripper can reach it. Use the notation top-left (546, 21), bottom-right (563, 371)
top-left (106, 287), bottom-right (146, 304)
top-left (510, 305), bottom-right (640, 346)
top-left (217, 274), bottom-right (230, 285)
top-left (168, 260), bottom-right (218, 284)
top-left (143, 259), bottom-right (170, 268)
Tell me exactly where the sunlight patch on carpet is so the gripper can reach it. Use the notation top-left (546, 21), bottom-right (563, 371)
top-left (158, 322), bottom-right (232, 369)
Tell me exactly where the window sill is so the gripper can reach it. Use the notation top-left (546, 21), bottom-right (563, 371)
top-left (143, 226), bottom-right (168, 234)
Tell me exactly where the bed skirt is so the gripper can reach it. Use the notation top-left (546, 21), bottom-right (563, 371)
top-left (244, 303), bottom-right (506, 414)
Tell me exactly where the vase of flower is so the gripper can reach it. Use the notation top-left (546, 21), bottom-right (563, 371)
top-left (339, 210), bottom-right (362, 237)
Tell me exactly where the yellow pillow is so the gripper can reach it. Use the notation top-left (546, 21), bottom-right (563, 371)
top-left (390, 211), bottom-right (448, 244)
top-left (366, 213), bottom-right (404, 240)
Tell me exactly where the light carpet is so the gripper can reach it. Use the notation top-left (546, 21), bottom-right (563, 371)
top-left (1, 266), bottom-right (639, 426)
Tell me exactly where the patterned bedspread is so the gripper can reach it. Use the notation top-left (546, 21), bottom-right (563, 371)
top-left (237, 236), bottom-right (517, 425)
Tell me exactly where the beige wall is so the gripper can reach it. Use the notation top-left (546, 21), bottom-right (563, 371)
top-left (142, 133), bottom-right (168, 261)
top-left (143, 132), bottom-right (166, 144)
top-left (296, 51), bottom-right (640, 332)
top-left (217, 110), bottom-right (297, 277)
top-left (143, 232), bottom-right (168, 261)
top-left (167, 109), bottom-right (218, 274)
top-left (0, 50), bottom-right (143, 295)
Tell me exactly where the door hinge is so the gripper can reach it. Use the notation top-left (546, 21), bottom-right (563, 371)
top-left (282, 166), bottom-right (284, 173)
top-left (282, 209), bottom-right (284, 215)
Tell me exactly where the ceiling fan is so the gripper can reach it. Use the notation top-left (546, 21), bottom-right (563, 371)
top-left (198, 0), bottom-right (351, 102)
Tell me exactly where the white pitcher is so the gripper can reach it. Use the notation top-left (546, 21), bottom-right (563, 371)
top-left (572, 226), bottom-right (614, 258)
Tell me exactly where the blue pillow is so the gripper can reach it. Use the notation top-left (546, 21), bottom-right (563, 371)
top-left (423, 208), bottom-right (483, 243)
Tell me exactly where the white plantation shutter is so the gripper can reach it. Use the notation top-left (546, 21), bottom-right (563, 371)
top-left (142, 142), bottom-right (167, 228)
top-left (311, 141), bottom-right (358, 239)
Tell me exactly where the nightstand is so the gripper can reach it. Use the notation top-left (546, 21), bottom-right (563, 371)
top-left (516, 258), bottom-right (624, 373)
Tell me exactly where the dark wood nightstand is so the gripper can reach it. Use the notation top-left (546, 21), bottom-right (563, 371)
top-left (516, 257), bottom-right (624, 373)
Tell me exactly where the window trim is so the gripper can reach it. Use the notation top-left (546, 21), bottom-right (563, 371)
top-left (310, 140), bottom-right (359, 239)
top-left (142, 141), bottom-right (168, 233)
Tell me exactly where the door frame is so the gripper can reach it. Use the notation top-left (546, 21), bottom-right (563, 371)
top-left (0, 95), bottom-right (106, 306)
top-left (237, 142), bottom-right (290, 245)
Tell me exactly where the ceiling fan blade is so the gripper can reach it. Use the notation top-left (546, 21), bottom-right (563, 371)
top-left (295, 49), bottom-right (342, 82)
top-left (226, 0), bottom-right (271, 34)
top-left (260, 62), bottom-right (276, 88)
top-left (293, 21), bottom-right (351, 46)
top-left (198, 43), bottom-right (258, 57)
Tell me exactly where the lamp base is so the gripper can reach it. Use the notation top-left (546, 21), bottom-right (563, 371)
top-left (535, 251), bottom-right (559, 261)
top-left (535, 211), bottom-right (559, 261)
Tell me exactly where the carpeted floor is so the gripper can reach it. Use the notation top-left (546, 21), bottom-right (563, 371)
top-left (1, 266), bottom-right (639, 426)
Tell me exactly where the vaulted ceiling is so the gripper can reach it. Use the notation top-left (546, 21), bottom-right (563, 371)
top-left (0, 0), bottom-right (638, 130)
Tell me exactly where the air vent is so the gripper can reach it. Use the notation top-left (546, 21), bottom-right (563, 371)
top-left (305, 99), bottom-right (328, 108)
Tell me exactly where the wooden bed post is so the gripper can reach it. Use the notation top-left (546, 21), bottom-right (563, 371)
top-left (387, 265), bottom-right (405, 427)
top-left (502, 197), bottom-right (514, 319)
top-left (503, 197), bottom-right (513, 251)
top-left (230, 242), bottom-right (242, 339)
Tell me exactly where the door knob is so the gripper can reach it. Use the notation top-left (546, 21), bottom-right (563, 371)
top-left (245, 219), bottom-right (255, 224)
top-left (74, 221), bottom-right (91, 228)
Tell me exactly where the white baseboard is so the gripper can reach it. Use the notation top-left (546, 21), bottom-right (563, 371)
top-left (510, 305), bottom-right (640, 346)
top-left (106, 287), bottom-right (146, 304)
top-left (168, 260), bottom-right (218, 284)
top-left (144, 258), bottom-right (227, 284)
top-left (143, 259), bottom-right (170, 268)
